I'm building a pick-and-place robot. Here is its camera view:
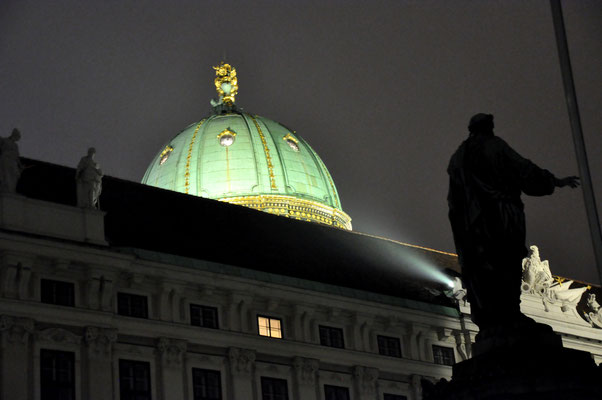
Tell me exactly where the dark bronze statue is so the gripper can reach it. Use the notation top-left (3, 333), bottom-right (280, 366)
top-left (447, 113), bottom-right (579, 334)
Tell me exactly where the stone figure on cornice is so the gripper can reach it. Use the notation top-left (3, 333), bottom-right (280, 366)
top-left (584, 293), bottom-right (602, 328)
top-left (522, 245), bottom-right (554, 294)
top-left (76, 147), bottom-right (103, 209)
top-left (521, 245), bottom-right (587, 312)
top-left (0, 128), bottom-right (23, 193)
top-left (450, 277), bottom-right (468, 306)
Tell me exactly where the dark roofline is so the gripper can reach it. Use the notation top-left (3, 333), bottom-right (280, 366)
top-left (17, 157), bottom-right (460, 307)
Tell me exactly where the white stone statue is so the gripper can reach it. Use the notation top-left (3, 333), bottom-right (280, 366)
top-left (76, 147), bottom-right (103, 209)
top-left (521, 245), bottom-right (587, 312)
top-left (522, 245), bottom-right (554, 294)
top-left (0, 128), bottom-right (23, 193)
top-left (451, 277), bottom-right (468, 306)
top-left (584, 293), bottom-right (602, 329)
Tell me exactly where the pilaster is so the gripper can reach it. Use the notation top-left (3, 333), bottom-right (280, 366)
top-left (353, 365), bottom-right (379, 400)
top-left (156, 337), bottom-right (187, 400)
top-left (227, 347), bottom-right (255, 400)
top-left (293, 357), bottom-right (319, 400)
top-left (84, 327), bottom-right (117, 400)
top-left (0, 315), bottom-right (34, 400)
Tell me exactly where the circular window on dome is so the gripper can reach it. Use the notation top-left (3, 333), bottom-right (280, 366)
top-left (159, 145), bottom-right (174, 165)
top-left (283, 133), bottom-right (299, 152)
top-left (217, 128), bottom-right (237, 147)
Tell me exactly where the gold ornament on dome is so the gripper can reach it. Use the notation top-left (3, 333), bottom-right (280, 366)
top-left (283, 133), bottom-right (300, 152)
top-left (159, 145), bottom-right (174, 165)
top-left (217, 128), bottom-right (237, 147)
top-left (218, 194), bottom-right (352, 230)
top-left (213, 62), bottom-right (238, 105)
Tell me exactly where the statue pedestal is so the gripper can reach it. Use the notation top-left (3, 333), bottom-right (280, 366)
top-left (423, 320), bottom-right (602, 399)
top-left (0, 192), bottom-right (107, 245)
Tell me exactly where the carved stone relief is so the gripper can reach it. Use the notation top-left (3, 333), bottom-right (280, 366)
top-left (353, 366), bottom-right (379, 396)
top-left (84, 327), bottom-right (117, 358)
top-left (36, 327), bottom-right (82, 345)
top-left (0, 315), bottom-right (34, 345)
top-left (293, 356), bottom-right (319, 386)
top-left (156, 337), bottom-right (187, 366)
top-left (228, 347), bottom-right (256, 376)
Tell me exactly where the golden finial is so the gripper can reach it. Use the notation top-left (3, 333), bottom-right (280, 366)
top-left (213, 62), bottom-right (238, 106)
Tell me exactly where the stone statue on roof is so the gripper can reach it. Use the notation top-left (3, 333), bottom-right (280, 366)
top-left (521, 245), bottom-right (587, 312)
top-left (76, 147), bottom-right (103, 209)
top-left (584, 293), bottom-right (602, 328)
top-left (0, 128), bottom-right (23, 193)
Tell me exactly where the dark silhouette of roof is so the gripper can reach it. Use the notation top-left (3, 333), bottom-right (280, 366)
top-left (17, 157), bottom-right (460, 309)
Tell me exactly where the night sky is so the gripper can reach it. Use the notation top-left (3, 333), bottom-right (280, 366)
top-left (1, 1), bottom-right (600, 284)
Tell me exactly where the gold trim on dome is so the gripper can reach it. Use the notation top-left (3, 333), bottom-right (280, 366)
top-left (218, 194), bottom-right (352, 230)
top-left (217, 128), bottom-right (237, 140)
top-left (213, 62), bottom-right (238, 105)
top-left (217, 128), bottom-right (237, 147)
top-left (249, 115), bottom-right (277, 190)
top-left (184, 119), bottom-right (206, 194)
top-left (283, 133), bottom-right (298, 144)
top-left (283, 133), bottom-right (300, 152)
top-left (159, 145), bottom-right (174, 165)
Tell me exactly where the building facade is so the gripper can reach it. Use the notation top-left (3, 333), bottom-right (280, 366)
top-left (1, 189), bottom-right (601, 400)
top-left (1, 63), bottom-right (600, 400)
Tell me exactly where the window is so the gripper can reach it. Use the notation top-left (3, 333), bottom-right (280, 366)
top-left (119, 359), bottom-right (151, 400)
top-left (261, 377), bottom-right (289, 400)
top-left (41, 279), bottom-right (75, 307)
top-left (190, 304), bottom-right (219, 329)
top-left (432, 345), bottom-right (455, 366)
top-left (319, 325), bottom-right (344, 349)
top-left (41, 349), bottom-right (75, 400)
top-left (384, 394), bottom-right (408, 400)
top-left (118, 293), bottom-right (148, 318)
top-left (257, 316), bottom-right (282, 338)
top-left (377, 335), bottom-right (402, 358)
top-left (324, 385), bottom-right (350, 400)
top-left (192, 368), bottom-right (222, 400)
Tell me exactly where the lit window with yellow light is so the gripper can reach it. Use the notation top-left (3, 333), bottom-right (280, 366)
top-left (257, 316), bottom-right (282, 338)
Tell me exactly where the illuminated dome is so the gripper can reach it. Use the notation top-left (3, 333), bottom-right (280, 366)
top-left (142, 63), bottom-right (352, 229)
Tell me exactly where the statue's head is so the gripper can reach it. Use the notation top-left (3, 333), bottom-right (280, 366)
top-left (10, 128), bottom-right (21, 141)
top-left (468, 113), bottom-right (494, 135)
top-left (87, 147), bottom-right (96, 157)
top-left (529, 245), bottom-right (540, 258)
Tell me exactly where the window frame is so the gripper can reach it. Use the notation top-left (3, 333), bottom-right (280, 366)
top-left (377, 335), bottom-right (402, 358)
top-left (40, 278), bottom-right (76, 307)
top-left (190, 304), bottom-right (219, 329)
top-left (117, 292), bottom-right (149, 319)
top-left (432, 345), bottom-right (455, 366)
top-left (260, 376), bottom-right (289, 400)
top-left (118, 359), bottom-right (152, 400)
top-left (192, 368), bottom-right (222, 400)
top-left (40, 349), bottom-right (76, 400)
top-left (318, 325), bottom-right (345, 349)
top-left (324, 384), bottom-right (350, 400)
top-left (257, 315), bottom-right (283, 339)
top-left (383, 394), bottom-right (408, 400)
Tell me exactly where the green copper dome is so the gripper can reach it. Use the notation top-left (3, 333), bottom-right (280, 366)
top-left (142, 62), bottom-right (351, 229)
top-left (142, 112), bottom-right (351, 229)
